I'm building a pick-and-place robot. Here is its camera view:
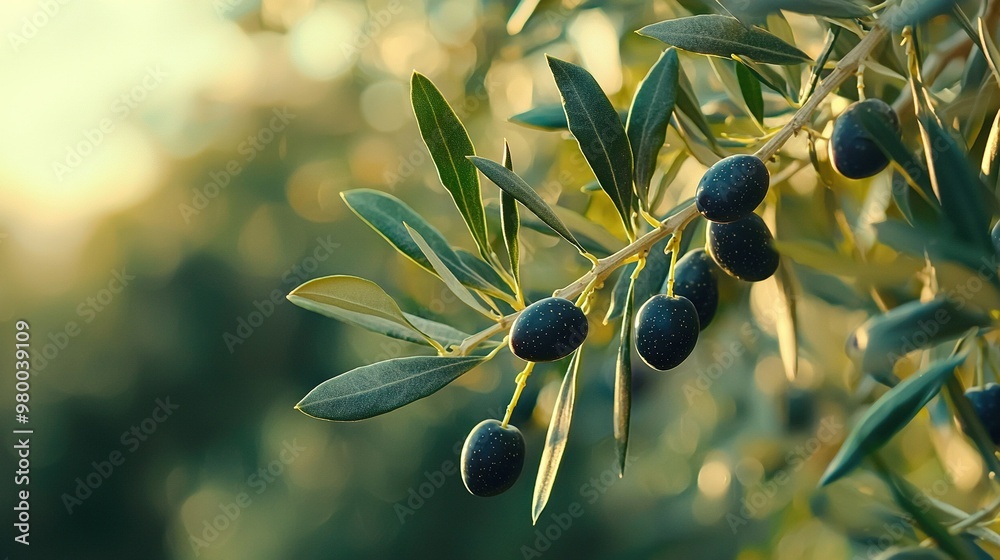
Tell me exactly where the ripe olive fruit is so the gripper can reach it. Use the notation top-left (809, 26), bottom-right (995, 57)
top-left (460, 419), bottom-right (525, 497)
top-left (829, 98), bottom-right (900, 180)
top-left (671, 248), bottom-right (720, 330)
top-left (509, 297), bottom-right (588, 362)
top-left (695, 154), bottom-right (770, 223)
top-left (707, 213), bottom-right (780, 282)
top-left (965, 383), bottom-right (1000, 445)
top-left (634, 294), bottom-right (699, 371)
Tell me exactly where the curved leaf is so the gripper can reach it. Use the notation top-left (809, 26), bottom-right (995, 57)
top-left (341, 189), bottom-right (499, 294)
top-left (547, 56), bottom-right (635, 237)
top-left (288, 276), bottom-right (439, 347)
top-left (532, 348), bottom-right (582, 524)
top-left (614, 279), bottom-right (635, 476)
top-left (411, 72), bottom-right (490, 257)
top-left (469, 156), bottom-right (587, 253)
top-left (847, 298), bottom-right (990, 378)
top-left (819, 352), bottom-right (969, 486)
top-left (735, 60), bottom-right (764, 124)
top-left (720, 0), bottom-right (870, 19)
top-left (637, 15), bottom-right (811, 66)
top-left (406, 225), bottom-right (496, 318)
top-left (296, 356), bottom-right (484, 421)
top-left (500, 142), bottom-right (520, 289)
top-left (509, 105), bottom-right (629, 131)
top-left (288, 292), bottom-right (473, 349)
top-left (627, 48), bottom-right (679, 209)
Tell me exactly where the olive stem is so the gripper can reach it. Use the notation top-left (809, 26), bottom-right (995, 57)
top-left (754, 23), bottom-right (889, 163)
top-left (665, 232), bottom-right (682, 298)
top-left (501, 361), bottom-right (535, 428)
top-left (451, 21), bottom-right (891, 357)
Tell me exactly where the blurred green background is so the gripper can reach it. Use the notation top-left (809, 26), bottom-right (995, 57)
top-left (1, 0), bottom-right (995, 559)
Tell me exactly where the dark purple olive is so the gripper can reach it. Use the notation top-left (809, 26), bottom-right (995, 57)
top-left (829, 98), bottom-right (900, 180)
top-left (460, 419), bottom-right (525, 497)
top-left (965, 383), bottom-right (1000, 445)
top-left (634, 294), bottom-right (699, 371)
top-left (707, 213), bottom-right (779, 282)
top-left (509, 297), bottom-right (588, 362)
top-left (695, 154), bottom-right (770, 223)
top-left (671, 248), bottom-right (720, 330)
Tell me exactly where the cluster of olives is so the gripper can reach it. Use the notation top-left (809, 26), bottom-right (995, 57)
top-left (459, 98), bottom-right (904, 497)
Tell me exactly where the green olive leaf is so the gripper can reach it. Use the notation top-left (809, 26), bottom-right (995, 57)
top-left (531, 348), bottom-right (582, 525)
top-left (469, 155), bottom-right (587, 254)
top-left (614, 279), bottom-right (636, 477)
top-left (735, 59), bottom-right (764, 124)
top-left (288, 275), bottom-right (439, 348)
top-left (847, 298), bottom-right (990, 378)
top-left (411, 72), bottom-right (490, 258)
top-left (637, 15), bottom-right (811, 66)
top-left (500, 141), bottom-right (520, 289)
top-left (296, 356), bottom-right (485, 421)
top-left (819, 352), bottom-right (969, 487)
top-left (509, 105), bottom-right (629, 131)
top-left (626, 48), bottom-right (679, 209)
top-left (405, 224), bottom-right (497, 318)
top-left (547, 56), bottom-right (635, 238)
top-left (341, 189), bottom-right (501, 295)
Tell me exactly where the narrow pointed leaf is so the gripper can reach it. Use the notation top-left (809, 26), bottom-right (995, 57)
top-left (469, 156), bottom-right (587, 253)
top-left (288, 291), bottom-right (473, 349)
top-left (491, 201), bottom-right (620, 257)
top-left (719, 0), bottom-right (870, 19)
top-left (819, 352), bottom-right (969, 486)
top-left (978, 17), bottom-right (1000, 85)
top-left (626, 48), bottom-right (679, 209)
top-left (509, 105), bottom-right (629, 131)
top-left (637, 15), bottom-right (811, 65)
top-left (614, 279), bottom-right (636, 476)
top-left (872, 456), bottom-right (978, 560)
top-left (500, 142), bottom-right (520, 289)
top-left (917, 111), bottom-right (995, 255)
top-left (847, 298), bottom-right (990, 377)
top-left (735, 59), bottom-right (764, 124)
top-left (296, 356), bottom-right (484, 421)
top-left (771, 259), bottom-right (798, 381)
top-left (406, 224), bottom-right (496, 317)
top-left (547, 56), bottom-right (635, 236)
top-left (675, 68), bottom-right (719, 149)
top-left (532, 348), bottom-right (582, 524)
top-left (341, 189), bottom-right (499, 294)
top-left (411, 72), bottom-right (490, 257)
top-left (854, 110), bottom-right (937, 205)
top-left (455, 249), bottom-right (514, 296)
top-left (288, 275), bottom-right (439, 347)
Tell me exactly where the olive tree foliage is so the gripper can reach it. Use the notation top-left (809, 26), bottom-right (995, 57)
top-left (286, 0), bottom-right (1000, 554)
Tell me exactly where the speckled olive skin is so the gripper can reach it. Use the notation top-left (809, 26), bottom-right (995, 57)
top-left (671, 249), bottom-right (719, 330)
top-left (695, 154), bottom-right (770, 223)
top-left (509, 297), bottom-right (588, 362)
top-left (460, 419), bottom-right (525, 497)
top-left (634, 294), bottom-right (699, 371)
top-left (707, 213), bottom-right (779, 282)
top-left (965, 383), bottom-right (1000, 445)
top-left (829, 98), bottom-right (900, 180)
